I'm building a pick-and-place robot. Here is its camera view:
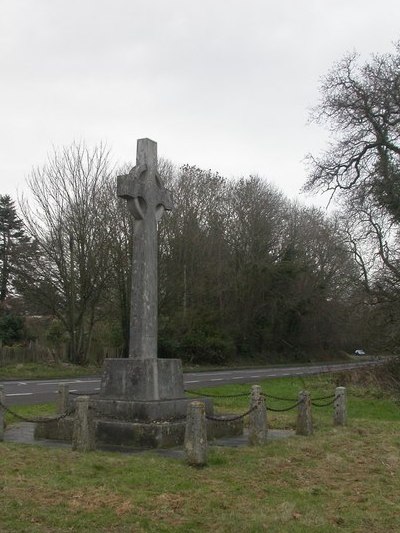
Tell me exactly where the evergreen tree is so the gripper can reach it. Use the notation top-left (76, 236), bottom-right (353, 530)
top-left (0, 195), bottom-right (28, 301)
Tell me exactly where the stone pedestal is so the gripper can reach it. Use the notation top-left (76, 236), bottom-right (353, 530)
top-left (35, 357), bottom-right (243, 448)
top-left (100, 358), bottom-right (185, 400)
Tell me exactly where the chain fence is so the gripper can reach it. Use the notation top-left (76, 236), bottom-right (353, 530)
top-left (185, 387), bottom-right (341, 416)
top-left (265, 399), bottom-right (304, 412)
top-left (205, 403), bottom-right (259, 422)
top-left (311, 393), bottom-right (336, 401)
top-left (261, 392), bottom-right (298, 402)
top-left (0, 386), bottom-right (341, 427)
top-left (0, 397), bottom-right (74, 423)
top-left (185, 389), bottom-right (250, 399)
top-left (311, 396), bottom-right (339, 408)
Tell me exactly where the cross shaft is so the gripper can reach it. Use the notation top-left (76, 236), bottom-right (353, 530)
top-left (117, 138), bottom-right (173, 360)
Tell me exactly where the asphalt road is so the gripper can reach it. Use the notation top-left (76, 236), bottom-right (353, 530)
top-left (0, 360), bottom-right (380, 406)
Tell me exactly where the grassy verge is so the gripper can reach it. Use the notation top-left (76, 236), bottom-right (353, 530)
top-left (0, 362), bottom-right (101, 380)
top-left (2, 374), bottom-right (400, 531)
top-left (3, 403), bottom-right (56, 427)
top-left (0, 353), bottom-right (365, 380)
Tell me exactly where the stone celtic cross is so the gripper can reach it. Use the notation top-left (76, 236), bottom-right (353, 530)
top-left (117, 138), bottom-right (173, 360)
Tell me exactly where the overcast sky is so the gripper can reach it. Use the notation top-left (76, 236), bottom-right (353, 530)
top-left (1, 0), bottom-right (399, 207)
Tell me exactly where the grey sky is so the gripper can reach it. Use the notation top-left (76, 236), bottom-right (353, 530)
top-left (1, 0), bottom-right (399, 205)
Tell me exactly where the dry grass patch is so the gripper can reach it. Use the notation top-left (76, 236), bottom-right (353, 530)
top-left (2, 374), bottom-right (400, 531)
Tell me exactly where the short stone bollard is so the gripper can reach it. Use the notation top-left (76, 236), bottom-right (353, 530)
top-left (248, 385), bottom-right (267, 445)
top-left (184, 401), bottom-right (207, 466)
top-left (0, 385), bottom-right (4, 442)
top-left (296, 390), bottom-right (313, 436)
top-left (333, 386), bottom-right (347, 426)
top-left (57, 383), bottom-right (69, 414)
top-left (72, 396), bottom-right (95, 452)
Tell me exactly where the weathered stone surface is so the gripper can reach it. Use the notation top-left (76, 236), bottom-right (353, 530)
top-left (117, 138), bottom-right (173, 361)
top-left (72, 396), bottom-right (96, 452)
top-left (206, 417), bottom-right (243, 440)
top-left (91, 396), bottom-right (213, 422)
top-left (97, 419), bottom-right (187, 448)
top-left (57, 383), bottom-right (69, 414)
top-left (100, 358), bottom-right (185, 401)
top-left (34, 417), bottom-right (74, 441)
top-left (184, 401), bottom-right (208, 466)
top-left (248, 385), bottom-right (267, 446)
top-left (333, 386), bottom-right (347, 426)
top-left (35, 412), bottom-right (242, 449)
top-left (296, 390), bottom-right (313, 436)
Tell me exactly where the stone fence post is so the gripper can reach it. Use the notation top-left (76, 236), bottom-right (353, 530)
top-left (184, 401), bottom-right (207, 466)
top-left (296, 390), bottom-right (313, 436)
top-left (72, 396), bottom-right (95, 452)
top-left (0, 385), bottom-right (4, 442)
top-left (333, 387), bottom-right (347, 426)
top-left (57, 383), bottom-right (69, 414)
top-left (248, 385), bottom-right (267, 445)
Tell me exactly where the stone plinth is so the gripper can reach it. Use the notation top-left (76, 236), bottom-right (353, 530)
top-left (100, 358), bottom-right (184, 401)
top-left (34, 408), bottom-right (243, 449)
top-left (90, 396), bottom-right (213, 422)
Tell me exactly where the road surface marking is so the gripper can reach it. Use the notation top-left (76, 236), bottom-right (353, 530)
top-left (6, 393), bottom-right (33, 397)
top-left (211, 378), bottom-right (223, 381)
top-left (186, 380), bottom-right (200, 383)
top-left (36, 381), bottom-right (79, 386)
top-left (251, 375), bottom-right (260, 378)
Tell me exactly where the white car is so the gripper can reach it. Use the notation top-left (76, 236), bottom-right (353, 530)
top-left (354, 349), bottom-right (366, 356)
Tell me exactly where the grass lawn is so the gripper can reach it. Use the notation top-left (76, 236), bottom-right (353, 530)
top-left (0, 362), bottom-right (101, 380)
top-left (2, 374), bottom-right (400, 532)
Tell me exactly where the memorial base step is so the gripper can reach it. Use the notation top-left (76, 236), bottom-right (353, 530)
top-left (34, 414), bottom-right (243, 449)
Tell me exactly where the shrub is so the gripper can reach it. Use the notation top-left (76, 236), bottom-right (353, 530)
top-left (0, 313), bottom-right (25, 345)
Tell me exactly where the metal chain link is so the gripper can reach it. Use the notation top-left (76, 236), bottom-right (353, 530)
top-left (311, 393), bottom-right (336, 401)
top-left (265, 399), bottom-right (304, 412)
top-left (185, 389), bottom-right (250, 399)
top-left (0, 398), bottom-right (75, 423)
top-left (261, 392), bottom-right (298, 402)
top-left (205, 403), bottom-right (259, 422)
top-left (311, 396), bottom-right (339, 408)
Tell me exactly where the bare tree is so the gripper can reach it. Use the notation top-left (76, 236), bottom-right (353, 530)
top-left (304, 43), bottom-right (400, 221)
top-left (304, 42), bottom-right (400, 352)
top-left (20, 142), bottom-right (114, 364)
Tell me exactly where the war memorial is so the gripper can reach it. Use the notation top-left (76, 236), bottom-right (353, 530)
top-left (35, 138), bottom-right (242, 448)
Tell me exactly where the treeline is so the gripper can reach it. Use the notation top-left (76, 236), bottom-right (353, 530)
top-left (158, 166), bottom-right (363, 362)
top-left (0, 147), bottom-right (366, 365)
top-left (3, 42), bottom-right (400, 365)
